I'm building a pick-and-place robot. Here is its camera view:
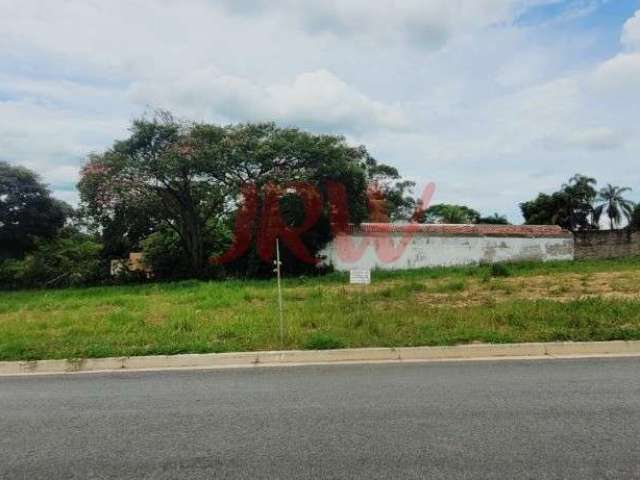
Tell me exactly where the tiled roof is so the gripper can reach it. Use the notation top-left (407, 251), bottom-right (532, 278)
top-left (342, 223), bottom-right (572, 238)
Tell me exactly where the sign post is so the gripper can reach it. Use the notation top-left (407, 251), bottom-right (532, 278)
top-left (349, 269), bottom-right (371, 286)
top-left (349, 269), bottom-right (371, 330)
top-left (275, 239), bottom-right (284, 348)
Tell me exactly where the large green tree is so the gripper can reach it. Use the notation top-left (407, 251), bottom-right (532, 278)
top-left (563, 174), bottom-right (598, 229)
top-left (594, 184), bottom-right (635, 230)
top-left (0, 161), bottom-right (70, 259)
top-left (520, 192), bottom-right (566, 226)
top-left (520, 174), bottom-right (598, 231)
top-left (79, 113), bottom-right (396, 277)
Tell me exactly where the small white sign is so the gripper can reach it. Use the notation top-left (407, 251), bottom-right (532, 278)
top-left (350, 269), bottom-right (371, 285)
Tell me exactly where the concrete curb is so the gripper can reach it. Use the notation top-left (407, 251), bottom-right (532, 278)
top-left (1, 341), bottom-right (640, 377)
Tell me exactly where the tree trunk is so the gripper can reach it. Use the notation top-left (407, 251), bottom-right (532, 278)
top-left (190, 223), bottom-right (205, 277)
top-left (178, 212), bottom-right (207, 279)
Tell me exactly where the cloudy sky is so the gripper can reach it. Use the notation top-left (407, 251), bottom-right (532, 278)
top-left (1, 0), bottom-right (639, 222)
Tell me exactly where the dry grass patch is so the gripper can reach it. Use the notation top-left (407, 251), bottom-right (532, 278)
top-left (413, 270), bottom-right (640, 308)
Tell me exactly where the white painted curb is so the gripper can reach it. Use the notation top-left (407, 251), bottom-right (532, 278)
top-left (2, 341), bottom-right (640, 377)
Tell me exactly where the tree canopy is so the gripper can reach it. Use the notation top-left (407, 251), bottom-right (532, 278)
top-left (364, 161), bottom-right (419, 222)
top-left (78, 113), bottom-right (404, 277)
top-left (520, 174), bottom-right (598, 231)
top-left (423, 204), bottom-right (481, 224)
top-left (0, 161), bottom-right (70, 259)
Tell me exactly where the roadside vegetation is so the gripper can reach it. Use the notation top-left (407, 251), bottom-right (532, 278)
top-left (2, 113), bottom-right (638, 290)
top-left (1, 257), bottom-right (640, 361)
top-left (2, 113), bottom-right (640, 362)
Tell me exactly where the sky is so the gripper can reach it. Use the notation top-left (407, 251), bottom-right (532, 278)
top-left (1, 0), bottom-right (639, 222)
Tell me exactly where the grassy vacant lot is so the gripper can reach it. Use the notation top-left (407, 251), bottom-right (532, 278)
top-left (1, 257), bottom-right (640, 361)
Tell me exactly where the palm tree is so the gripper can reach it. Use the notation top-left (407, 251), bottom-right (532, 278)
top-left (594, 184), bottom-right (635, 230)
top-left (563, 174), bottom-right (598, 230)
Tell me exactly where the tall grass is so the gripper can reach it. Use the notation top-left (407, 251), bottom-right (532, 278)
top-left (0, 257), bottom-right (639, 361)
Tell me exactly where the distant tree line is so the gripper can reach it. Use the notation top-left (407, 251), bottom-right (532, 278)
top-left (520, 174), bottom-right (635, 231)
top-left (420, 205), bottom-right (510, 225)
top-left (1, 112), bottom-right (637, 288)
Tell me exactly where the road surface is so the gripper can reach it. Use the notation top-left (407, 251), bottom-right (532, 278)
top-left (2, 358), bottom-right (640, 479)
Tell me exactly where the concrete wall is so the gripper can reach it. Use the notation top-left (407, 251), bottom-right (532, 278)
top-left (321, 224), bottom-right (574, 271)
top-left (574, 230), bottom-right (640, 260)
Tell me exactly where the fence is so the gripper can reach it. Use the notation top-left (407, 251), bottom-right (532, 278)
top-left (573, 229), bottom-right (640, 260)
top-left (321, 224), bottom-right (574, 271)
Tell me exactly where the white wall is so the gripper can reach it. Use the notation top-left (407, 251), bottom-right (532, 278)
top-left (321, 233), bottom-right (575, 271)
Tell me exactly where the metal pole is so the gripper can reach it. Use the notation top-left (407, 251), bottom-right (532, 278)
top-left (276, 238), bottom-right (284, 348)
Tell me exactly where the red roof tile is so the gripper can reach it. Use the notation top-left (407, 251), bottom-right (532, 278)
top-left (341, 223), bottom-right (572, 238)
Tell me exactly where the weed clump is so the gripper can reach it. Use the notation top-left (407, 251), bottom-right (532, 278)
top-left (303, 332), bottom-right (346, 350)
top-left (490, 263), bottom-right (512, 278)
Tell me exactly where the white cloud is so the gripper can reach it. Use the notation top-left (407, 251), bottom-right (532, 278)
top-left (591, 52), bottom-right (640, 94)
top-left (622, 9), bottom-right (640, 50)
top-left (540, 127), bottom-right (627, 151)
top-left (589, 10), bottom-right (640, 109)
top-left (218, 0), bottom-right (559, 49)
top-left (0, 0), bottom-right (638, 222)
top-left (129, 69), bottom-right (409, 134)
top-left (0, 99), bottom-right (128, 190)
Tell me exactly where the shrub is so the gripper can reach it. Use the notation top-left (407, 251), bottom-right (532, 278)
top-left (141, 230), bottom-right (191, 280)
top-left (490, 263), bottom-right (512, 278)
top-left (0, 259), bottom-right (21, 288)
top-left (141, 223), bottom-right (230, 280)
top-left (0, 230), bottom-right (103, 289)
top-left (303, 332), bottom-right (346, 350)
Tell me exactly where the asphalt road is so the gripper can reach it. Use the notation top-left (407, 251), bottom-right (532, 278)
top-left (2, 358), bottom-right (640, 480)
